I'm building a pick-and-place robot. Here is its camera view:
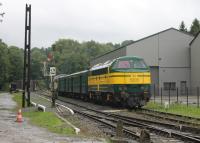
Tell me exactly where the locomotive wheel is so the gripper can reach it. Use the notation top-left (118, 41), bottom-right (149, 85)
top-left (127, 97), bottom-right (137, 109)
top-left (121, 99), bottom-right (128, 108)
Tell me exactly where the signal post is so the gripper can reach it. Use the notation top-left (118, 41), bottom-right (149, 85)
top-left (50, 67), bottom-right (56, 107)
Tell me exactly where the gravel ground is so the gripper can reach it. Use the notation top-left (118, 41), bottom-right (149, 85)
top-left (54, 96), bottom-right (184, 143)
top-left (0, 93), bottom-right (105, 143)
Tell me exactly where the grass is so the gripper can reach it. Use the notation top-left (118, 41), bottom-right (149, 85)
top-left (145, 101), bottom-right (200, 118)
top-left (12, 92), bottom-right (22, 109)
top-left (12, 92), bottom-right (75, 135)
top-left (23, 111), bottom-right (75, 135)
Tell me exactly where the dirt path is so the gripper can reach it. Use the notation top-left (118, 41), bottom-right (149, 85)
top-left (0, 93), bottom-right (105, 143)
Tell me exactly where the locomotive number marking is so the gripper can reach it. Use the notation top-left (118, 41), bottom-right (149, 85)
top-left (130, 78), bottom-right (139, 82)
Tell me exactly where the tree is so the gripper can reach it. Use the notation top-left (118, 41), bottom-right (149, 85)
top-left (31, 48), bottom-right (46, 80)
top-left (51, 39), bottom-right (114, 75)
top-left (179, 21), bottom-right (187, 32)
top-left (52, 39), bottom-right (80, 54)
top-left (121, 40), bottom-right (134, 47)
top-left (113, 43), bottom-right (121, 49)
top-left (8, 46), bottom-right (23, 82)
top-left (0, 40), bottom-right (9, 89)
top-left (190, 18), bottom-right (200, 36)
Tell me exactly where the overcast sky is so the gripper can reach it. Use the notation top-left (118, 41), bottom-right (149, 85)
top-left (0, 0), bottom-right (199, 48)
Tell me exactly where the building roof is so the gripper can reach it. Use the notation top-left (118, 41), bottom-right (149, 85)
top-left (190, 31), bottom-right (200, 46)
top-left (93, 28), bottom-right (193, 60)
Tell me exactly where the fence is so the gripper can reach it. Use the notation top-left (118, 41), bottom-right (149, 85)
top-left (150, 85), bottom-right (200, 108)
top-left (14, 80), bottom-right (37, 91)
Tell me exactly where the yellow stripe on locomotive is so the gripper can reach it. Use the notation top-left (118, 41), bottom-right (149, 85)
top-left (88, 72), bottom-right (151, 86)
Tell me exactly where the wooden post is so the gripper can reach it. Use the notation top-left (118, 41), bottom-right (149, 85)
top-left (116, 120), bottom-right (123, 137)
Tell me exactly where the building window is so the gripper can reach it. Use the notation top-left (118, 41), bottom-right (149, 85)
top-left (164, 82), bottom-right (176, 90)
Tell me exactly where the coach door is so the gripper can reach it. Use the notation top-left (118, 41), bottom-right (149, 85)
top-left (181, 81), bottom-right (187, 95)
top-left (80, 76), bottom-right (82, 94)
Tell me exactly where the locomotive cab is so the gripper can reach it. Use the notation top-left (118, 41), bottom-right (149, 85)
top-left (110, 57), bottom-right (148, 72)
top-left (109, 56), bottom-right (151, 108)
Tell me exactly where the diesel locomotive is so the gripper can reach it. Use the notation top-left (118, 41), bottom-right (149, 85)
top-left (57, 56), bottom-right (151, 108)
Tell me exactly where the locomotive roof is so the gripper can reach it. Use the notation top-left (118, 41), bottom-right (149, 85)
top-left (90, 59), bottom-right (115, 71)
top-left (90, 56), bottom-right (142, 71)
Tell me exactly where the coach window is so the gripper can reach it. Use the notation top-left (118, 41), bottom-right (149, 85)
top-left (91, 68), bottom-right (108, 76)
top-left (100, 68), bottom-right (108, 75)
top-left (92, 70), bottom-right (98, 76)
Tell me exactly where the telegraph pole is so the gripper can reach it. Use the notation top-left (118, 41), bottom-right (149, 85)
top-left (22, 4), bottom-right (31, 107)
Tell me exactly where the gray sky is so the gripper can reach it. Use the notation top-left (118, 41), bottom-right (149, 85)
top-left (0, 0), bottom-right (199, 48)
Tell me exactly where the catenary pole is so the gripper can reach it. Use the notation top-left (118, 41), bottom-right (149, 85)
top-left (22, 4), bottom-right (31, 107)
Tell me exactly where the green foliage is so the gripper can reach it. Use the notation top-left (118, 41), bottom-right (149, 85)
top-left (51, 39), bottom-right (114, 74)
top-left (0, 40), bottom-right (24, 90)
top-left (190, 18), bottom-right (200, 36)
top-left (121, 40), bottom-right (134, 47)
top-left (0, 37), bottom-right (129, 89)
top-left (8, 46), bottom-right (23, 81)
top-left (0, 40), bottom-right (9, 90)
top-left (31, 47), bottom-right (46, 80)
top-left (179, 18), bottom-right (200, 36)
top-left (37, 80), bottom-right (47, 89)
top-left (179, 21), bottom-right (187, 32)
top-left (12, 92), bottom-right (22, 109)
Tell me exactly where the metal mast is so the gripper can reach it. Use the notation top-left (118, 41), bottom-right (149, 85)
top-left (22, 4), bottom-right (31, 107)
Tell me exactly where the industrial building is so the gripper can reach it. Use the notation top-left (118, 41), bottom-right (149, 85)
top-left (191, 31), bottom-right (200, 88)
top-left (91, 28), bottom-right (199, 94)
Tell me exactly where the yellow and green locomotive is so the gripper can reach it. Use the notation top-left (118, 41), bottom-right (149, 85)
top-left (57, 56), bottom-right (151, 108)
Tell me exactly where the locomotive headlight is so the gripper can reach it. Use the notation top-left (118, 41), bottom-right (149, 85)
top-left (119, 85), bottom-right (127, 91)
top-left (141, 86), bottom-right (148, 91)
top-left (124, 86), bottom-right (127, 90)
top-left (140, 86), bottom-right (145, 90)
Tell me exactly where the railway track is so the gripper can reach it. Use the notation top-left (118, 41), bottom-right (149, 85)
top-left (137, 108), bottom-right (200, 125)
top-left (39, 90), bottom-right (200, 123)
top-left (35, 91), bottom-right (141, 140)
top-left (36, 91), bottom-right (200, 142)
top-left (54, 97), bottom-right (181, 143)
top-left (55, 99), bottom-right (141, 141)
